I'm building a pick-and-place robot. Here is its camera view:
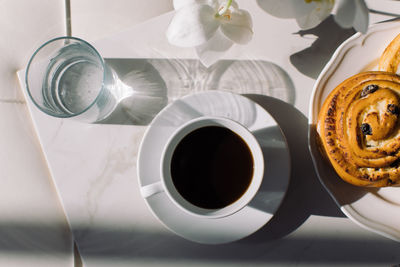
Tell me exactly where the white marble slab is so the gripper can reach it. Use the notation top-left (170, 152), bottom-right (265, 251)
top-left (17, 0), bottom-right (400, 266)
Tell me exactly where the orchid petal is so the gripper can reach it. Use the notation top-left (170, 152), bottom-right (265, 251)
top-left (229, 0), bottom-right (239, 10)
top-left (166, 4), bottom-right (219, 47)
top-left (173, 0), bottom-right (218, 10)
top-left (220, 9), bottom-right (253, 44)
top-left (217, 1), bottom-right (239, 16)
top-left (296, 0), bottom-right (333, 30)
top-left (196, 28), bottom-right (234, 67)
top-left (207, 0), bottom-right (220, 10)
top-left (217, 0), bottom-right (237, 6)
top-left (221, 24), bottom-right (253, 44)
top-left (333, 0), bottom-right (368, 33)
top-left (333, 0), bottom-right (356, 29)
top-left (353, 0), bottom-right (369, 33)
top-left (256, 0), bottom-right (316, 19)
top-left (228, 8), bottom-right (253, 28)
top-left (218, 0), bottom-right (239, 10)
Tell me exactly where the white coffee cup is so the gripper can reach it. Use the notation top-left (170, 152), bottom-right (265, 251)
top-left (140, 116), bottom-right (264, 219)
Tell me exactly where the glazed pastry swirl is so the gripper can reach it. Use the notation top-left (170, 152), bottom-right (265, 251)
top-left (379, 33), bottom-right (400, 73)
top-left (318, 71), bottom-right (400, 187)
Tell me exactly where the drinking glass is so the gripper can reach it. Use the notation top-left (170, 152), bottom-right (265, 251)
top-left (25, 36), bottom-right (118, 122)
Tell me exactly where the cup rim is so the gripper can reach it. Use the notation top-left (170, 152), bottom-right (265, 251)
top-left (25, 36), bottom-right (106, 118)
top-left (160, 116), bottom-right (264, 219)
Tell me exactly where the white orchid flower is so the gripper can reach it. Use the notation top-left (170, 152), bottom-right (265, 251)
top-left (257, 0), bottom-right (369, 33)
top-left (166, 0), bottom-right (253, 67)
top-left (333, 0), bottom-right (369, 33)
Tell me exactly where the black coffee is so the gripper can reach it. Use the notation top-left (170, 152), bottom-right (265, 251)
top-left (170, 126), bottom-right (254, 209)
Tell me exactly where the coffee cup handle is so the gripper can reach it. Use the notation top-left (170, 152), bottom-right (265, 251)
top-left (140, 182), bottom-right (164, 198)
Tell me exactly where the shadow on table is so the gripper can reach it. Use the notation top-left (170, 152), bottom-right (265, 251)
top-left (1, 221), bottom-right (400, 266)
top-left (289, 16), bottom-right (355, 80)
top-left (99, 58), bottom-right (296, 125)
top-left (73, 230), bottom-right (400, 265)
top-left (256, 0), bottom-right (356, 80)
top-left (309, 125), bottom-right (379, 208)
top-left (246, 124), bottom-right (291, 217)
top-left (241, 95), bottom-right (345, 243)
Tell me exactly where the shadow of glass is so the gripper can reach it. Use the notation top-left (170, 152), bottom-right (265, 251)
top-left (240, 94), bottom-right (345, 242)
top-left (289, 15), bottom-right (355, 79)
top-left (205, 60), bottom-right (296, 104)
top-left (97, 58), bottom-right (296, 125)
top-left (99, 59), bottom-right (168, 125)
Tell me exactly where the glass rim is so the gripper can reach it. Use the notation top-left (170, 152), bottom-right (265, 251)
top-left (25, 36), bottom-right (106, 119)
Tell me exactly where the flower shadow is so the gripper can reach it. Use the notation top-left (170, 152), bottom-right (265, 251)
top-left (289, 15), bottom-right (355, 79)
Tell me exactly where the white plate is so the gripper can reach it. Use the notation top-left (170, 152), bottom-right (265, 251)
top-left (309, 21), bottom-right (400, 242)
top-left (137, 91), bottom-right (290, 244)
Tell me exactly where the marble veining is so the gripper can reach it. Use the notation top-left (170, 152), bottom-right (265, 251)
top-left (0, 98), bottom-right (25, 104)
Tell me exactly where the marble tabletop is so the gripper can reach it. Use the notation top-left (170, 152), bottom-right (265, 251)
top-left (9, 0), bottom-right (400, 266)
top-left (0, 1), bottom-right (72, 266)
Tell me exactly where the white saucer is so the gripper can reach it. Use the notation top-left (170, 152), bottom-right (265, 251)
top-left (137, 91), bottom-right (290, 244)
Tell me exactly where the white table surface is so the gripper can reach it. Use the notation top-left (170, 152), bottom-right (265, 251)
top-left (14, 0), bottom-right (400, 266)
top-left (0, 1), bottom-right (73, 266)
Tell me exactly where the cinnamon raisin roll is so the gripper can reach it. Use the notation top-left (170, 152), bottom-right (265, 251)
top-left (317, 71), bottom-right (400, 187)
